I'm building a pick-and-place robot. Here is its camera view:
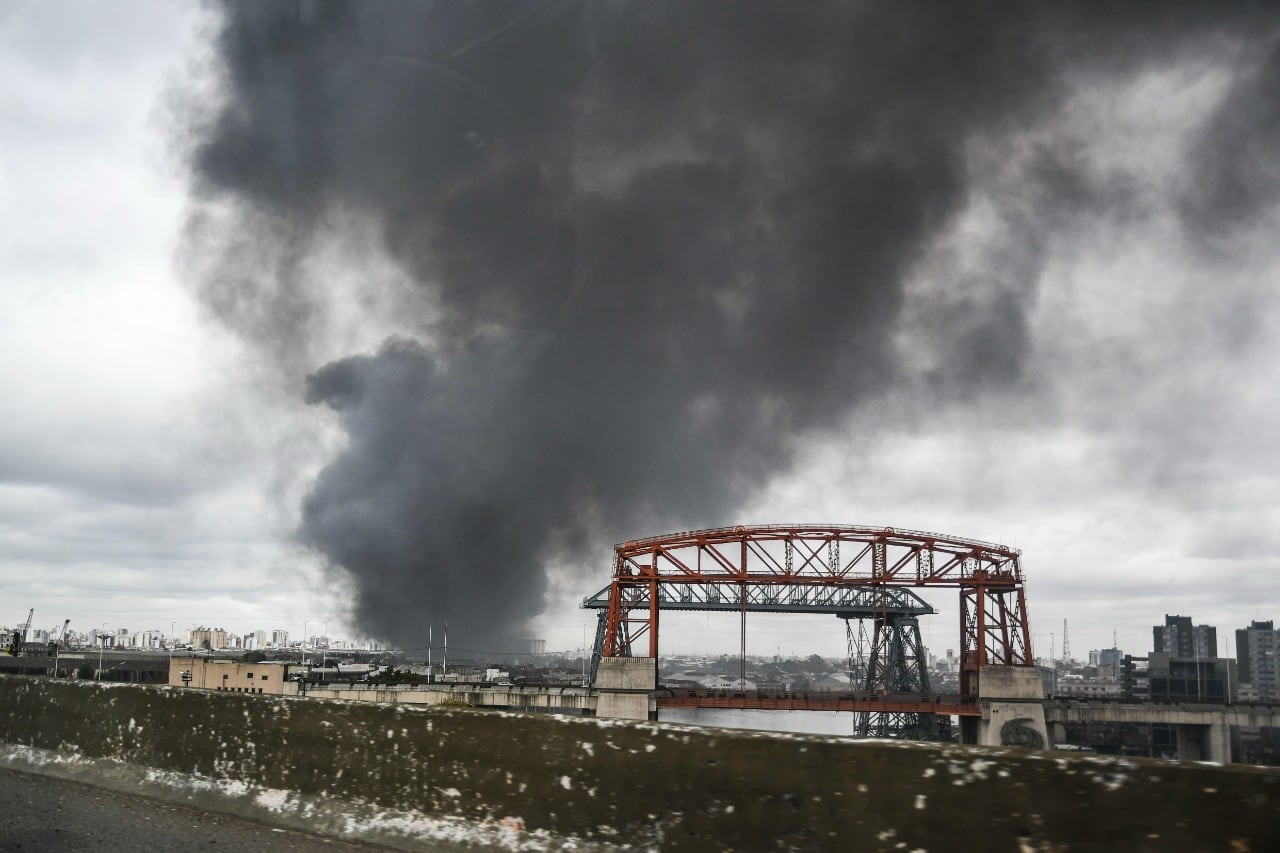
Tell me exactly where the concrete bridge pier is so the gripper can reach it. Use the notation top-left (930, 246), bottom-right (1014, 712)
top-left (964, 665), bottom-right (1050, 750)
top-left (593, 656), bottom-right (657, 720)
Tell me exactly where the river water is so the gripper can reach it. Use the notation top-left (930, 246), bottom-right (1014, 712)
top-left (659, 708), bottom-right (859, 737)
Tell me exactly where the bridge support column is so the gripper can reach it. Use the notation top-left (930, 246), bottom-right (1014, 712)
top-left (1177, 723), bottom-right (1233, 764)
top-left (1207, 722), bottom-right (1232, 764)
top-left (593, 657), bottom-right (657, 721)
top-left (1175, 725), bottom-right (1203, 762)
top-left (969, 665), bottom-right (1049, 751)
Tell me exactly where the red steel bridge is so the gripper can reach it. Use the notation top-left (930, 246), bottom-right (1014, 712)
top-left (583, 524), bottom-right (1032, 732)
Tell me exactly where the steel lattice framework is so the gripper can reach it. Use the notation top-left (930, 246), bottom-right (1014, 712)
top-left (598, 524), bottom-right (1033, 696)
top-left (847, 613), bottom-right (940, 738)
top-left (583, 581), bottom-right (934, 685)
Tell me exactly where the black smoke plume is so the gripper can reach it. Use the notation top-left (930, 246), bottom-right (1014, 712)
top-left (181, 1), bottom-right (1280, 653)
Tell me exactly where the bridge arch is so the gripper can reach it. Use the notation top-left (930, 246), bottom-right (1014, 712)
top-left (592, 524), bottom-right (1033, 696)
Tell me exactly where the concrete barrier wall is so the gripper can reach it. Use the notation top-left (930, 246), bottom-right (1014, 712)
top-left (2, 675), bottom-right (1279, 851)
top-left (302, 683), bottom-right (596, 714)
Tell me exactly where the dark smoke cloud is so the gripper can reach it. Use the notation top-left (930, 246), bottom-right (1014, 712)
top-left (181, 1), bottom-right (1280, 653)
top-left (1182, 39), bottom-right (1280, 234)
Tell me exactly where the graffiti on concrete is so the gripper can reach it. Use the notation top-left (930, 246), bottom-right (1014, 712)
top-left (1000, 717), bottom-right (1045, 749)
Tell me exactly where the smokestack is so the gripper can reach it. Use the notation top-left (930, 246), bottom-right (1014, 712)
top-left (180, 1), bottom-right (1280, 652)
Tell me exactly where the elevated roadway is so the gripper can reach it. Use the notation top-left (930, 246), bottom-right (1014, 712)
top-left (1045, 698), bottom-right (1280, 763)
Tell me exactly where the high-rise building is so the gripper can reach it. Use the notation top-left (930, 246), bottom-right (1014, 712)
top-left (1154, 615), bottom-right (1216, 659)
top-left (190, 627), bottom-right (228, 651)
top-left (1090, 648), bottom-right (1121, 676)
top-left (1236, 620), bottom-right (1279, 703)
top-left (270, 629), bottom-right (288, 648)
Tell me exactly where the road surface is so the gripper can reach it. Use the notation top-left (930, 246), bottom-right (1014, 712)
top-left (0, 768), bottom-right (390, 852)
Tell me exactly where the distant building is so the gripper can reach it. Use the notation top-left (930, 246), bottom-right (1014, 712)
top-left (270, 629), bottom-right (288, 648)
top-left (1097, 647), bottom-right (1123, 677)
top-left (1154, 615), bottom-right (1216, 659)
top-left (1141, 650), bottom-right (1228, 696)
top-left (1127, 618), bottom-right (1234, 702)
top-left (1236, 620), bottom-right (1280, 703)
top-left (130, 630), bottom-right (164, 649)
top-left (189, 627), bottom-right (229, 651)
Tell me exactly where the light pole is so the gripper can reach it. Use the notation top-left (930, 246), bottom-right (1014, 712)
top-left (97, 622), bottom-right (107, 680)
top-left (321, 621), bottom-right (329, 672)
top-left (304, 621), bottom-right (311, 666)
top-left (1223, 636), bottom-right (1233, 704)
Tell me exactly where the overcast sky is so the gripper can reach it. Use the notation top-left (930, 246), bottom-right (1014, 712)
top-left (3, 1), bottom-right (1279, 663)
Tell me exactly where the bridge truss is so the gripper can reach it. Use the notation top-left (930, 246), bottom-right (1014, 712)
top-left (583, 579), bottom-right (948, 736)
top-left (588, 524), bottom-right (1032, 700)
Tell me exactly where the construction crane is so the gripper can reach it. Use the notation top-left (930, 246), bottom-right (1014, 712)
top-left (7, 609), bottom-right (33, 655)
top-left (50, 618), bottom-right (71, 676)
top-left (50, 618), bottom-right (70, 652)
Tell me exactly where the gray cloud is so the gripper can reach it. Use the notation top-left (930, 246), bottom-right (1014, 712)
top-left (1182, 39), bottom-right (1280, 233)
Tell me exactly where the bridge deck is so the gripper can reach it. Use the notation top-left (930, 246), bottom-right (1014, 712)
top-left (658, 688), bottom-right (980, 716)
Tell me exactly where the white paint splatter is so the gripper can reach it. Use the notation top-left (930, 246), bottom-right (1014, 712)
top-left (255, 788), bottom-right (291, 811)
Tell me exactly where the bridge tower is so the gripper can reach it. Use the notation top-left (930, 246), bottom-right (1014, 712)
top-left (846, 612), bottom-right (943, 739)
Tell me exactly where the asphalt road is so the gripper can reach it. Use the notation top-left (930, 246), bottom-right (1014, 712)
top-left (0, 768), bottom-right (391, 852)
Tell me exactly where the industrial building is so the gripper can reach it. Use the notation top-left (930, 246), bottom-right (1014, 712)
top-left (168, 658), bottom-right (306, 694)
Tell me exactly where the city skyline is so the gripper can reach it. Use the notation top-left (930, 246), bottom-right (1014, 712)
top-left (5, 608), bottom-right (1266, 668)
